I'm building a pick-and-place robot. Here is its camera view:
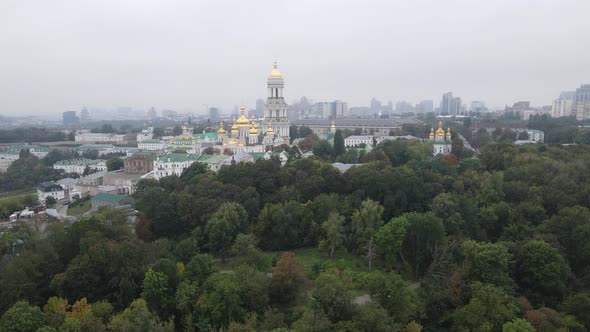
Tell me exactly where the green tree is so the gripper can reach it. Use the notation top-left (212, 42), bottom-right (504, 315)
top-left (108, 299), bottom-right (173, 332)
top-left (462, 240), bottom-right (513, 289)
top-left (45, 196), bottom-right (57, 206)
top-left (375, 212), bottom-right (446, 276)
top-left (350, 199), bottom-right (384, 254)
top-left (205, 202), bottom-right (248, 261)
top-left (319, 212), bottom-right (345, 260)
top-left (502, 318), bottom-right (535, 332)
top-left (230, 234), bottom-right (270, 270)
top-left (312, 140), bottom-right (335, 161)
top-left (350, 303), bottom-right (394, 332)
top-left (367, 271), bottom-right (420, 324)
top-left (185, 254), bottom-right (216, 284)
top-left (179, 161), bottom-right (208, 182)
top-left (106, 157), bottom-right (124, 171)
top-left (452, 282), bottom-right (518, 332)
top-left (141, 268), bottom-right (170, 317)
top-left (234, 265), bottom-right (270, 314)
top-left (333, 129), bottom-right (346, 157)
top-left (561, 293), bottom-right (590, 328)
top-left (291, 303), bottom-right (332, 332)
top-left (172, 125), bottom-right (183, 136)
top-left (311, 274), bottom-right (355, 322)
top-left (542, 206), bottom-right (590, 275)
top-left (451, 137), bottom-right (464, 159)
top-left (43, 297), bottom-right (69, 328)
top-left (256, 201), bottom-right (313, 250)
top-left (197, 273), bottom-right (245, 329)
top-left (515, 240), bottom-right (569, 306)
top-left (0, 301), bottom-right (46, 332)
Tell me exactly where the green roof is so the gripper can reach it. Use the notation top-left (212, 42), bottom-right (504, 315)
top-left (156, 153), bottom-right (201, 163)
top-left (250, 152), bottom-right (266, 160)
top-left (92, 192), bottom-right (129, 204)
top-left (197, 155), bottom-right (227, 164)
top-left (193, 132), bottom-right (218, 140)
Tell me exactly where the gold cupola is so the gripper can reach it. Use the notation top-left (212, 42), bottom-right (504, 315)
top-left (249, 123), bottom-right (258, 135)
top-left (435, 120), bottom-right (445, 137)
top-left (429, 127), bottom-right (435, 139)
top-left (446, 127), bottom-right (452, 140)
top-left (217, 121), bottom-right (226, 135)
top-left (266, 126), bottom-right (275, 135)
top-left (230, 117), bottom-right (238, 133)
top-left (236, 105), bottom-right (250, 127)
top-left (269, 61), bottom-right (282, 79)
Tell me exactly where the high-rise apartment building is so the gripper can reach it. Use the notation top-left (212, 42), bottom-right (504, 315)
top-left (440, 92), bottom-right (462, 115)
top-left (574, 84), bottom-right (590, 120)
top-left (551, 91), bottom-right (574, 118)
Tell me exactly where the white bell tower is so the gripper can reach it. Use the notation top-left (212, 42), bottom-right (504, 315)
top-left (264, 62), bottom-right (290, 144)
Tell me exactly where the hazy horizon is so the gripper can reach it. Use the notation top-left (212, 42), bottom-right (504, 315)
top-left (1, 0), bottom-right (589, 116)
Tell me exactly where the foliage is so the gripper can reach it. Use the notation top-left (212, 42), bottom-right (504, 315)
top-left (368, 271), bottom-right (421, 323)
top-left (270, 252), bottom-right (307, 306)
top-left (452, 282), bottom-right (518, 332)
top-left (0, 301), bottom-right (46, 332)
top-left (318, 212), bottom-right (345, 260)
top-left (108, 299), bottom-right (173, 332)
top-left (375, 212), bottom-right (446, 276)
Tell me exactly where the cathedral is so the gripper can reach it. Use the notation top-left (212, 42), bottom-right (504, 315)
top-left (216, 62), bottom-right (290, 153)
top-left (429, 121), bottom-right (452, 155)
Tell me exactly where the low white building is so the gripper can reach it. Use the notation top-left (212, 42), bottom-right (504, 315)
top-left (75, 133), bottom-right (126, 143)
top-left (521, 129), bottom-right (545, 143)
top-left (0, 152), bottom-right (19, 172)
top-left (344, 135), bottom-right (374, 147)
top-left (154, 154), bottom-right (202, 179)
top-left (37, 182), bottom-right (65, 204)
top-left (53, 159), bottom-right (107, 175)
top-left (138, 139), bottom-right (167, 151)
top-left (344, 135), bottom-right (421, 147)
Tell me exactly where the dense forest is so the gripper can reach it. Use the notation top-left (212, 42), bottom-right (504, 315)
top-left (2, 138), bottom-right (590, 331)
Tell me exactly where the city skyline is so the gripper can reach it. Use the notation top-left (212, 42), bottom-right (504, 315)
top-left (1, 0), bottom-right (590, 116)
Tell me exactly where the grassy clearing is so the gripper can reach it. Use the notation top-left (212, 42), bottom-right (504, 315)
top-left (293, 247), bottom-right (368, 274)
top-left (67, 197), bottom-right (91, 216)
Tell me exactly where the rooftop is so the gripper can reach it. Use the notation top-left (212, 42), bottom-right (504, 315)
top-left (92, 192), bottom-right (129, 204)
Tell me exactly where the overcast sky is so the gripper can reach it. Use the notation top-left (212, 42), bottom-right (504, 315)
top-left (1, 0), bottom-right (589, 116)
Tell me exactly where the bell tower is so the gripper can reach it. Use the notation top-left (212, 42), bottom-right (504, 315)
top-left (264, 62), bottom-right (290, 144)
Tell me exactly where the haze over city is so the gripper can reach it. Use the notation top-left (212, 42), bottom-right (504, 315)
top-left (1, 0), bottom-right (590, 116)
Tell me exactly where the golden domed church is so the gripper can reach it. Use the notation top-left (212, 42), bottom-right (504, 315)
top-left (430, 121), bottom-right (452, 155)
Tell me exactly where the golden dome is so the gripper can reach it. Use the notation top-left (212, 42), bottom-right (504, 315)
top-left (217, 122), bottom-right (226, 135)
top-left (230, 118), bottom-right (238, 133)
top-left (435, 121), bottom-right (445, 136)
top-left (249, 123), bottom-right (258, 135)
top-left (330, 120), bottom-right (336, 129)
top-left (266, 126), bottom-right (274, 135)
top-left (269, 61), bottom-right (282, 79)
top-left (236, 105), bottom-right (250, 127)
top-left (251, 115), bottom-right (258, 128)
top-left (429, 128), bottom-right (435, 138)
top-left (177, 133), bottom-right (193, 140)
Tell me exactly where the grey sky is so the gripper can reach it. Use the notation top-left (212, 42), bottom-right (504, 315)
top-left (1, 0), bottom-right (589, 116)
